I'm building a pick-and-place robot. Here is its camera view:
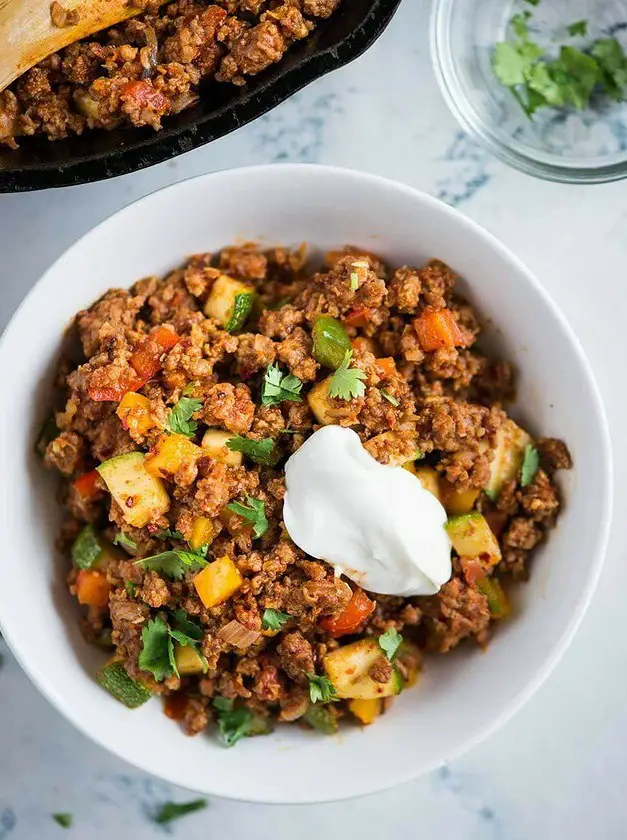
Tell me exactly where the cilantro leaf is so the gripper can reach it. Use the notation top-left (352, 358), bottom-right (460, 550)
top-left (520, 444), bottom-right (540, 487)
top-left (169, 628), bottom-right (197, 648)
top-left (261, 364), bottom-right (303, 406)
top-left (524, 0), bottom-right (540, 5)
top-left (307, 673), bottom-right (337, 704)
top-left (170, 608), bottom-right (203, 642)
top-left (552, 46), bottom-right (600, 109)
top-left (226, 435), bottom-right (278, 466)
top-left (113, 532), bottom-right (137, 552)
top-left (155, 528), bottom-right (185, 541)
top-left (262, 608), bottom-right (291, 631)
top-left (380, 389), bottom-right (399, 407)
top-left (567, 19), bottom-right (588, 37)
top-left (328, 350), bottom-right (366, 400)
top-left (154, 800), bottom-right (207, 825)
top-left (136, 550), bottom-right (208, 580)
top-left (226, 496), bottom-right (268, 538)
top-left (52, 813), bottom-right (72, 829)
top-left (591, 38), bottom-right (627, 99)
top-left (492, 41), bottom-right (527, 86)
top-left (511, 11), bottom-right (531, 40)
top-left (125, 581), bottom-right (137, 597)
top-left (166, 396), bottom-right (202, 438)
top-left (212, 697), bottom-right (258, 747)
top-left (378, 628), bottom-right (403, 661)
top-left (138, 618), bottom-right (173, 681)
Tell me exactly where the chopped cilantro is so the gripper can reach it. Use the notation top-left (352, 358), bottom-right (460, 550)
top-left (307, 673), bottom-right (337, 704)
top-left (328, 350), bottom-right (366, 400)
top-left (52, 813), bottom-right (72, 829)
top-left (380, 389), bottom-right (399, 407)
top-left (567, 19), bottom-right (588, 37)
top-left (166, 396), bottom-right (202, 438)
top-left (138, 618), bottom-right (172, 682)
top-left (378, 628), bottom-right (403, 661)
top-left (492, 11), bottom-right (627, 117)
top-left (211, 697), bottom-right (272, 746)
top-left (135, 550), bottom-right (208, 580)
top-left (226, 496), bottom-right (268, 538)
top-left (154, 800), bottom-right (207, 824)
top-left (226, 435), bottom-right (278, 466)
top-left (155, 528), bottom-right (185, 541)
top-left (113, 532), bottom-right (137, 552)
top-left (520, 444), bottom-right (540, 487)
top-left (261, 364), bottom-right (303, 406)
top-left (139, 614), bottom-right (205, 682)
top-left (125, 581), bottom-right (137, 597)
top-left (170, 608), bottom-right (203, 642)
top-left (262, 608), bottom-right (291, 631)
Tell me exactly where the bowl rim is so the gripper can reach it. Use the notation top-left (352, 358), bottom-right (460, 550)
top-left (0, 164), bottom-right (613, 802)
top-left (0, 0), bottom-right (401, 193)
top-left (429, 0), bottom-right (627, 185)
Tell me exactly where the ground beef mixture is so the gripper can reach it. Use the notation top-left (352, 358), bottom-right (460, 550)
top-left (41, 242), bottom-right (571, 742)
top-left (0, 0), bottom-right (341, 147)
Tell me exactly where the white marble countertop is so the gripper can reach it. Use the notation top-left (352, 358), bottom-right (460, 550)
top-left (2, 1), bottom-right (627, 837)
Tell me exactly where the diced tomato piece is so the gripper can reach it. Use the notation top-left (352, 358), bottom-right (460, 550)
top-left (343, 307), bottom-right (373, 329)
top-left (76, 569), bottom-right (110, 607)
top-left (163, 693), bottom-right (189, 721)
top-left (413, 307), bottom-right (465, 352)
top-left (72, 469), bottom-right (101, 500)
top-left (128, 326), bottom-right (181, 384)
top-left (320, 588), bottom-right (376, 638)
top-left (376, 357), bottom-right (396, 379)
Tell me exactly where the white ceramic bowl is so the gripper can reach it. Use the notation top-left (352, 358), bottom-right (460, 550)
top-left (0, 165), bottom-right (611, 804)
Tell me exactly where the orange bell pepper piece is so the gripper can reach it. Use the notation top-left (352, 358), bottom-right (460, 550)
top-left (76, 569), bottom-right (111, 607)
top-left (413, 307), bottom-right (465, 352)
top-left (116, 392), bottom-right (155, 436)
top-left (375, 357), bottom-right (396, 379)
top-left (320, 588), bottom-right (376, 638)
top-left (72, 469), bottom-right (101, 500)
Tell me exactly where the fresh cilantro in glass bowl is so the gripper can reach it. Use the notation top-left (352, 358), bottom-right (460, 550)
top-left (430, 0), bottom-right (627, 183)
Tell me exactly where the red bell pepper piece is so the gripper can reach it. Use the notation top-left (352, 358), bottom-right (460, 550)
top-left (72, 469), bottom-right (101, 500)
top-left (320, 588), bottom-right (376, 638)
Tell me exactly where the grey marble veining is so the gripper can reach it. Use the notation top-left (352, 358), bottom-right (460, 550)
top-left (2, 1), bottom-right (627, 837)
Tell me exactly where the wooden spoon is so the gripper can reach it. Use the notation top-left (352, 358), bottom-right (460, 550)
top-left (0, 0), bottom-right (164, 93)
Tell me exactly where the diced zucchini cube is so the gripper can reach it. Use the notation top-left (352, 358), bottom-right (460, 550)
top-left (201, 428), bottom-right (243, 466)
top-left (203, 275), bottom-right (254, 332)
top-left (97, 452), bottom-right (170, 528)
top-left (323, 638), bottom-right (403, 700)
top-left (487, 418), bottom-right (533, 496)
top-left (445, 513), bottom-right (502, 563)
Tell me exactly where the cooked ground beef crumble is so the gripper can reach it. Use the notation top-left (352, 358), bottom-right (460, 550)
top-left (0, 0), bottom-right (342, 147)
top-left (40, 242), bottom-right (571, 741)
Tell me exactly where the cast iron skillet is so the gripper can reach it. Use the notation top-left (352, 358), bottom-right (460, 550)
top-left (0, 0), bottom-right (402, 192)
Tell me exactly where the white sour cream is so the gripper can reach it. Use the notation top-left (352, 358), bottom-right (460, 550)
top-left (283, 426), bottom-right (452, 597)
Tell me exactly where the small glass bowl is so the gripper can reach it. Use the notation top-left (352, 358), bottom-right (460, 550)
top-left (430, 0), bottom-right (627, 183)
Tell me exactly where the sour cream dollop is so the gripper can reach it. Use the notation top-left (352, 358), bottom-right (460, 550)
top-left (283, 426), bottom-right (452, 597)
